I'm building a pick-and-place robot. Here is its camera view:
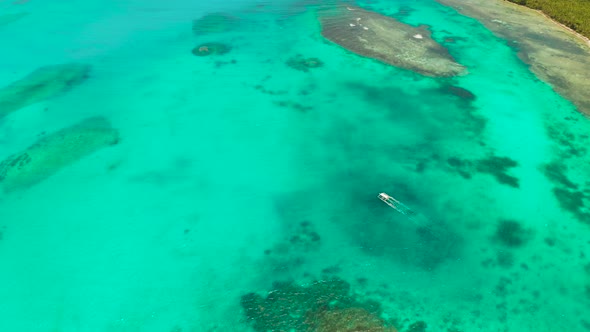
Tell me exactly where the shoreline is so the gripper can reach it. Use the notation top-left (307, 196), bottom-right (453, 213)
top-left (527, 5), bottom-right (590, 47)
top-left (436, 0), bottom-right (590, 117)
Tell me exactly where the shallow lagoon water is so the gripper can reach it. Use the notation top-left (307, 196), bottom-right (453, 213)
top-left (1, 0), bottom-right (589, 331)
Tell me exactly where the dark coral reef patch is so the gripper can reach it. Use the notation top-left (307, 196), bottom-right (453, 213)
top-left (274, 100), bottom-right (313, 113)
top-left (440, 84), bottom-right (476, 101)
top-left (286, 54), bottom-right (324, 72)
top-left (475, 156), bottom-right (520, 188)
top-left (446, 154), bottom-right (520, 188)
top-left (552, 188), bottom-right (590, 224)
top-left (541, 160), bottom-right (590, 224)
top-left (240, 277), bottom-right (398, 332)
top-left (493, 219), bottom-right (533, 247)
top-left (191, 42), bottom-right (231, 56)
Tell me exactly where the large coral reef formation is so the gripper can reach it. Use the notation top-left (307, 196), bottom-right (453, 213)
top-left (0, 116), bottom-right (119, 192)
top-left (318, 5), bottom-right (465, 77)
top-left (240, 277), bottom-right (398, 332)
top-left (0, 63), bottom-right (90, 118)
top-left (313, 307), bottom-right (398, 332)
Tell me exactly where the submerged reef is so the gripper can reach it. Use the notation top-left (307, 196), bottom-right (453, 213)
top-left (287, 220), bottom-right (322, 251)
top-left (240, 277), bottom-right (397, 332)
top-left (552, 187), bottom-right (590, 224)
top-left (254, 83), bottom-right (288, 96)
top-left (0, 117), bottom-right (119, 192)
top-left (475, 156), bottom-right (519, 188)
top-left (393, 5), bottom-right (416, 19)
top-left (313, 307), bottom-right (398, 332)
top-left (447, 155), bottom-right (520, 188)
top-left (541, 160), bottom-right (590, 224)
top-left (191, 42), bottom-right (231, 56)
top-left (541, 123), bottom-right (590, 224)
top-left (286, 54), bottom-right (324, 72)
top-left (0, 63), bottom-right (90, 118)
top-left (318, 5), bottom-right (465, 77)
top-left (192, 12), bottom-right (238, 35)
top-left (542, 162), bottom-right (578, 189)
top-left (439, 84), bottom-right (476, 101)
top-left (345, 81), bottom-right (486, 139)
top-left (546, 125), bottom-right (588, 158)
top-left (263, 220), bottom-right (322, 273)
top-left (493, 219), bottom-right (533, 247)
top-left (274, 100), bottom-right (313, 113)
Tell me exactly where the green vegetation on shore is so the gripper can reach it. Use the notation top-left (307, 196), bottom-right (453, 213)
top-left (507, 0), bottom-right (590, 39)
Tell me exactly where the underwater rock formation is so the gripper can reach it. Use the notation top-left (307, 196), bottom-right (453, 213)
top-left (0, 63), bottom-right (90, 118)
top-left (286, 54), bottom-right (324, 72)
top-left (240, 277), bottom-right (397, 332)
top-left (192, 13), bottom-right (238, 35)
top-left (191, 42), bottom-right (231, 56)
top-left (318, 5), bottom-right (465, 76)
top-left (0, 117), bottom-right (119, 192)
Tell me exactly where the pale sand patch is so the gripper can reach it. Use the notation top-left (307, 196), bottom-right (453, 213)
top-left (436, 0), bottom-right (590, 117)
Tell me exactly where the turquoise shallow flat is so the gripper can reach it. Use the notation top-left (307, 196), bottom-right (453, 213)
top-left (0, 0), bottom-right (589, 331)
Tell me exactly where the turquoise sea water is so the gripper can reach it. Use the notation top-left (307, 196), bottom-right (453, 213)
top-left (1, 0), bottom-right (590, 331)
